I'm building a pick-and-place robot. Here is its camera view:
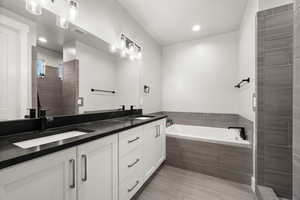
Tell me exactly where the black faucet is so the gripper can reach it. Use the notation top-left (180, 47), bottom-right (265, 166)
top-left (130, 105), bottom-right (136, 111)
top-left (39, 109), bottom-right (53, 131)
top-left (120, 105), bottom-right (126, 111)
top-left (228, 127), bottom-right (247, 140)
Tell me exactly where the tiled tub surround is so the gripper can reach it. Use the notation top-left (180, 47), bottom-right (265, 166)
top-left (294, 1), bottom-right (300, 199)
top-left (257, 4), bottom-right (293, 198)
top-left (166, 136), bottom-right (252, 184)
top-left (154, 111), bottom-right (253, 184)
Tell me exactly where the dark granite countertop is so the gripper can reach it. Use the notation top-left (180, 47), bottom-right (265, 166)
top-left (0, 114), bottom-right (167, 170)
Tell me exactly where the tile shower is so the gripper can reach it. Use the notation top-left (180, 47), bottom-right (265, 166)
top-left (294, 0), bottom-right (300, 199)
top-left (257, 4), bottom-right (293, 199)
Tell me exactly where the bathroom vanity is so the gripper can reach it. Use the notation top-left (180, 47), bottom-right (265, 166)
top-left (0, 114), bottom-right (166, 200)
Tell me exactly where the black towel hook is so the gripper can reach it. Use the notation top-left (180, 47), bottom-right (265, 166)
top-left (234, 77), bottom-right (250, 88)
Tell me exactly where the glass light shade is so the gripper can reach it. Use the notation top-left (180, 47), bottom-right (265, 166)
top-left (129, 43), bottom-right (135, 53)
top-left (26, 0), bottom-right (42, 15)
top-left (120, 38), bottom-right (126, 50)
top-left (129, 55), bottom-right (135, 61)
top-left (120, 50), bottom-right (127, 58)
top-left (136, 52), bottom-right (142, 60)
top-left (56, 16), bottom-right (69, 29)
top-left (68, 1), bottom-right (78, 22)
top-left (110, 44), bottom-right (117, 53)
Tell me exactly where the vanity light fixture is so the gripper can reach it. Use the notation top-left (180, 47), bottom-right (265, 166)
top-left (120, 34), bottom-right (142, 61)
top-left (26, 0), bottom-right (42, 15)
top-left (25, 0), bottom-right (79, 30)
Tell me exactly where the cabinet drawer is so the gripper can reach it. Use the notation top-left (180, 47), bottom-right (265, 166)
top-left (119, 147), bottom-right (142, 183)
top-left (119, 173), bottom-right (142, 200)
top-left (119, 127), bottom-right (143, 157)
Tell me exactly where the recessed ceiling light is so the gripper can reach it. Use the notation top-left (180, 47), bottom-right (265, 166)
top-left (38, 37), bottom-right (47, 43)
top-left (192, 25), bottom-right (201, 32)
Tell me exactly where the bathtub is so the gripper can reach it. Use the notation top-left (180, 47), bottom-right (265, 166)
top-left (165, 124), bottom-right (252, 184)
top-left (166, 124), bottom-right (250, 147)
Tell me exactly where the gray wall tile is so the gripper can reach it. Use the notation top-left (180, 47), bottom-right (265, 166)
top-left (294, 0), bottom-right (300, 199)
top-left (257, 4), bottom-right (293, 198)
top-left (166, 137), bottom-right (252, 184)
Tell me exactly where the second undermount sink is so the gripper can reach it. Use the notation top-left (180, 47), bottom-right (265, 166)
top-left (13, 131), bottom-right (88, 149)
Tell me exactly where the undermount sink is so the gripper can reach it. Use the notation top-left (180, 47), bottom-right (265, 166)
top-left (13, 131), bottom-right (88, 149)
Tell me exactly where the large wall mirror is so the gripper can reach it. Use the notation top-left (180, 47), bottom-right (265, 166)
top-left (0, 0), bottom-right (141, 121)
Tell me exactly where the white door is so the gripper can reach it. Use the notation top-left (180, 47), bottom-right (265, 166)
top-left (0, 24), bottom-right (21, 120)
top-left (77, 135), bottom-right (118, 200)
top-left (0, 148), bottom-right (77, 200)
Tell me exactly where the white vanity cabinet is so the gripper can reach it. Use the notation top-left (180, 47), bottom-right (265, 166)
top-left (0, 118), bottom-right (166, 200)
top-left (118, 119), bottom-right (166, 200)
top-left (118, 126), bottom-right (144, 200)
top-left (77, 134), bottom-right (118, 200)
top-left (0, 134), bottom-right (118, 200)
top-left (0, 148), bottom-right (77, 200)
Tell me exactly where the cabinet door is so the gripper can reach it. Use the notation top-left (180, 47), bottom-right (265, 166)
top-left (77, 135), bottom-right (118, 200)
top-left (142, 120), bottom-right (166, 182)
top-left (157, 119), bottom-right (166, 167)
top-left (0, 148), bottom-right (77, 200)
top-left (142, 122), bottom-right (161, 181)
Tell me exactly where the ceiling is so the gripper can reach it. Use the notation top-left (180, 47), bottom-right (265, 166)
top-left (117, 0), bottom-right (248, 45)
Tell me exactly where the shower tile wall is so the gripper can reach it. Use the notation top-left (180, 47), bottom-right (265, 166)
top-left (294, 1), bottom-right (300, 199)
top-left (37, 66), bottom-right (63, 116)
top-left (257, 4), bottom-right (293, 198)
top-left (62, 60), bottom-right (79, 115)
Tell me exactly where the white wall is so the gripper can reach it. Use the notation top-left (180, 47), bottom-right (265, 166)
top-left (259, 0), bottom-right (293, 10)
top-left (238, 0), bottom-right (259, 121)
top-left (75, 42), bottom-right (118, 113)
top-left (36, 46), bottom-right (62, 68)
top-left (162, 31), bottom-right (239, 114)
top-left (44, 0), bottom-right (162, 114)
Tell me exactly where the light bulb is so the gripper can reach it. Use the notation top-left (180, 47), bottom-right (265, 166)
top-left (129, 43), bottom-right (135, 53)
top-left (129, 55), bottom-right (135, 61)
top-left (136, 52), bottom-right (142, 60)
top-left (110, 44), bottom-right (117, 53)
top-left (26, 0), bottom-right (42, 15)
top-left (120, 50), bottom-right (126, 58)
top-left (56, 16), bottom-right (69, 29)
top-left (120, 38), bottom-right (126, 50)
top-left (68, 0), bottom-right (78, 22)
